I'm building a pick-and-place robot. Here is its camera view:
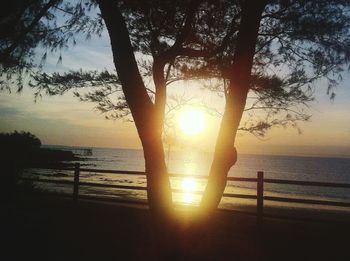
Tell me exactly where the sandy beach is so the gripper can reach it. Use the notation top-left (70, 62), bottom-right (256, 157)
top-left (2, 194), bottom-right (350, 261)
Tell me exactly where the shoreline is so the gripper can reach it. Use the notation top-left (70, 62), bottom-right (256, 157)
top-left (21, 167), bottom-right (350, 222)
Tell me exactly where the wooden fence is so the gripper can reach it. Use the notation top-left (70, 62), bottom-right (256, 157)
top-left (19, 163), bottom-right (350, 223)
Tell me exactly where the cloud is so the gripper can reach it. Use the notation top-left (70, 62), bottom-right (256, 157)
top-left (39, 29), bottom-right (115, 73)
top-left (0, 106), bottom-right (25, 118)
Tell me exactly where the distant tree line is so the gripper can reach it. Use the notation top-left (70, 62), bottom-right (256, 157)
top-left (0, 131), bottom-right (79, 200)
top-left (0, 131), bottom-right (41, 155)
top-left (0, 131), bottom-right (79, 167)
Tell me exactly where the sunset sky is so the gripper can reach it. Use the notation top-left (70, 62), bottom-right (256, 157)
top-left (1, 30), bottom-right (350, 158)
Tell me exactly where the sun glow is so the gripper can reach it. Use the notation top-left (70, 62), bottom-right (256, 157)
top-left (178, 109), bottom-right (206, 136)
top-left (181, 177), bottom-right (198, 204)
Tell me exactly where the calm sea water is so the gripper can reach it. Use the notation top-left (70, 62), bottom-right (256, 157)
top-left (24, 146), bottom-right (350, 212)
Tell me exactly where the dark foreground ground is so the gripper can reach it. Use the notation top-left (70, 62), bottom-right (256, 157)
top-left (2, 195), bottom-right (350, 261)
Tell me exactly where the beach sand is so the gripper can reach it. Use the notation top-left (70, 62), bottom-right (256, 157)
top-left (2, 195), bottom-right (350, 260)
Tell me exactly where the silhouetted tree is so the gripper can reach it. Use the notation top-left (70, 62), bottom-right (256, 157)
top-left (0, 131), bottom-right (41, 151)
top-left (0, 131), bottom-right (42, 168)
top-left (2, 0), bottom-right (350, 254)
top-left (0, 131), bottom-right (41, 199)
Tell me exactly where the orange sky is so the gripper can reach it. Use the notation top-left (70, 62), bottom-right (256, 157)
top-left (1, 80), bottom-right (350, 158)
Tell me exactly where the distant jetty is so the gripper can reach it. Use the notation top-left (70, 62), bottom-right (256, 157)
top-left (70, 148), bottom-right (93, 156)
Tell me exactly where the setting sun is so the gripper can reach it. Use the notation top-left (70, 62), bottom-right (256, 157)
top-left (178, 109), bottom-right (206, 136)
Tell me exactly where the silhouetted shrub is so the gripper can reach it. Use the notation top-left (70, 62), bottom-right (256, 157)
top-left (0, 131), bottom-right (42, 199)
top-left (0, 131), bottom-right (41, 151)
top-left (0, 131), bottom-right (80, 201)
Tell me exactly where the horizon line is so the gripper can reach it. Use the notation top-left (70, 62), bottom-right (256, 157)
top-left (42, 143), bottom-right (350, 159)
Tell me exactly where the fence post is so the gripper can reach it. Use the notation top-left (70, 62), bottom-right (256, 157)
top-left (257, 171), bottom-right (264, 227)
top-left (73, 163), bottom-right (80, 202)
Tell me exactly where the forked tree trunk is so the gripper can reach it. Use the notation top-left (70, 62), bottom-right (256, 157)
top-left (200, 1), bottom-right (267, 214)
top-left (98, 0), bottom-right (267, 235)
top-left (97, 0), bottom-right (173, 223)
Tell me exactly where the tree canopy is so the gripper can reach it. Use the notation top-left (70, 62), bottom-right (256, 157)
top-left (2, 1), bottom-right (349, 137)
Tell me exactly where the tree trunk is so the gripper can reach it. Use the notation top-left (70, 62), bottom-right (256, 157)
top-left (97, 0), bottom-right (173, 222)
top-left (200, 87), bottom-right (248, 214)
top-left (200, 1), bottom-right (267, 215)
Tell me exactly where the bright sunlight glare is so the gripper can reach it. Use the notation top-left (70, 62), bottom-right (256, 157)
top-left (181, 177), bottom-right (198, 204)
top-left (182, 177), bottom-right (197, 191)
top-left (178, 109), bottom-right (206, 136)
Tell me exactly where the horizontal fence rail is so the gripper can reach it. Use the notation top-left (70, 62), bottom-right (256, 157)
top-left (20, 163), bottom-right (350, 223)
top-left (263, 196), bottom-right (350, 208)
top-left (264, 178), bottom-right (350, 188)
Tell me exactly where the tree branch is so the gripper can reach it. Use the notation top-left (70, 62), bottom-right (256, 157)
top-left (0, 0), bottom-right (60, 62)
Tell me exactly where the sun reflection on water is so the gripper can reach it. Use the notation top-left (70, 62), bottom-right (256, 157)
top-left (181, 177), bottom-right (197, 204)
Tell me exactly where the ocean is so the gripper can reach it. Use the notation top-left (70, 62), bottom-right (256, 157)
top-left (23, 146), bottom-right (350, 214)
